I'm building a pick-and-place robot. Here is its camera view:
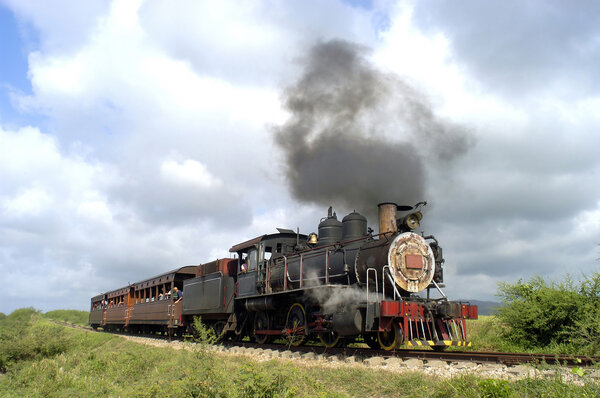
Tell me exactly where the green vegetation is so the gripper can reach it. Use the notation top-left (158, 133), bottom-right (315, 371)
top-left (463, 315), bottom-right (515, 352)
top-left (0, 308), bottom-right (71, 373)
top-left (191, 316), bottom-right (218, 347)
top-left (42, 309), bottom-right (90, 326)
top-left (495, 273), bottom-right (600, 355)
top-left (1, 308), bottom-right (600, 397)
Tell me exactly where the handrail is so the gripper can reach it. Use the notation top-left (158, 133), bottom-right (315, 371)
top-left (283, 256), bottom-right (288, 291)
top-left (382, 265), bottom-right (403, 301)
top-left (366, 267), bottom-right (379, 304)
top-left (286, 272), bottom-right (347, 284)
top-left (431, 279), bottom-right (447, 299)
top-left (382, 266), bottom-right (387, 299)
top-left (299, 253), bottom-right (304, 288)
top-left (293, 232), bottom-right (391, 256)
top-left (365, 267), bottom-right (378, 332)
top-left (265, 259), bottom-right (270, 293)
top-left (277, 248), bottom-right (348, 291)
top-left (325, 249), bottom-right (330, 284)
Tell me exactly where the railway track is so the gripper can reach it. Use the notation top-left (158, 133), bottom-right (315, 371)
top-left (52, 321), bottom-right (599, 367)
top-left (225, 340), bottom-right (600, 367)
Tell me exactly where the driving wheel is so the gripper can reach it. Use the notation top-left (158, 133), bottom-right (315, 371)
top-left (378, 322), bottom-right (403, 351)
top-left (318, 330), bottom-right (341, 348)
top-left (253, 311), bottom-right (272, 344)
top-left (286, 303), bottom-right (306, 347)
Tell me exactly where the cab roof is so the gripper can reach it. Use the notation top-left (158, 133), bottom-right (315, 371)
top-left (229, 232), bottom-right (307, 253)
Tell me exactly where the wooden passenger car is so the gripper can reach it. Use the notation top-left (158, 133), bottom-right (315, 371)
top-left (104, 285), bottom-right (134, 330)
top-left (89, 293), bottom-right (106, 329)
top-left (128, 266), bottom-right (197, 335)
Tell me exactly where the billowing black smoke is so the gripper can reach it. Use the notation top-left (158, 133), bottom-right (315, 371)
top-left (274, 40), bottom-right (472, 216)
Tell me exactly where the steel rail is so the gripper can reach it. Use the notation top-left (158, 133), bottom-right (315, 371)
top-left (54, 321), bottom-right (600, 367)
top-left (222, 341), bottom-right (600, 367)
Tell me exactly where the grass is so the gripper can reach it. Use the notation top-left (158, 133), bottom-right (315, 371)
top-left (2, 308), bottom-right (600, 397)
top-left (42, 309), bottom-right (90, 326)
top-left (463, 315), bottom-right (518, 352)
top-left (464, 315), bottom-right (600, 356)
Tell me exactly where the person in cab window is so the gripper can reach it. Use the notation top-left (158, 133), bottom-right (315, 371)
top-left (172, 287), bottom-right (183, 303)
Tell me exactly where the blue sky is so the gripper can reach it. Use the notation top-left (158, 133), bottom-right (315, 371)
top-left (0, 5), bottom-right (32, 124)
top-left (0, 0), bottom-right (598, 315)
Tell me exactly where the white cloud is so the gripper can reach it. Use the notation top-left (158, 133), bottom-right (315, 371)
top-left (160, 158), bottom-right (221, 189)
top-left (76, 200), bottom-right (112, 222)
top-left (2, 187), bottom-right (52, 217)
top-left (0, 0), bottom-right (599, 314)
top-left (1, 0), bottom-right (109, 52)
top-left (572, 204), bottom-right (600, 238)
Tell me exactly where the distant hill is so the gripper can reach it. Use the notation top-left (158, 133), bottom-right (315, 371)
top-left (461, 299), bottom-right (502, 316)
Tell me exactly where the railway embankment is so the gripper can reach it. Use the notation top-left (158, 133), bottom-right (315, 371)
top-left (105, 332), bottom-right (600, 385)
top-left (3, 308), bottom-right (600, 397)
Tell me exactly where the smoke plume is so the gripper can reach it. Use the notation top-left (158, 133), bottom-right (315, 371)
top-left (274, 40), bottom-right (473, 216)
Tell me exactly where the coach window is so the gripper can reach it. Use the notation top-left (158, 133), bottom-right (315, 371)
top-left (248, 248), bottom-right (258, 271)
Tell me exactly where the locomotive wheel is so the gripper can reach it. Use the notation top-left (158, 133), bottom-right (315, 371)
top-left (318, 330), bottom-right (341, 348)
top-left (230, 324), bottom-right (245, 341)
top-left (286, 303), bottom-right (306, 347)
top-left (253, 311), bottom-right (273, 345)
top-left (432, 345), bottom-right (448, 352)
top-left (378, 322), bottom-right (402, 351)
top-left (228, 313), bottom-right (247, 341)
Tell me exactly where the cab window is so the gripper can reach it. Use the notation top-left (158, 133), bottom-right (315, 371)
top-left (248, 249), bottom-right (258, 271)
top-left (258, 242), bottom-right (272, 261)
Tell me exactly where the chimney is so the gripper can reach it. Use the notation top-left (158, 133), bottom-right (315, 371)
top-left (378, 202), bottom-right (398, 235)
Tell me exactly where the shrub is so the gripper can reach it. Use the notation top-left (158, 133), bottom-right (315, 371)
top-left (43, 309), bottom-right (90, 326)
top-left (191, 316), bottom-right (217, 346)
top-left (237, 363), bottom-right (297, 398)
top-left (0, 308), bottom-right (71, 372)
top-left (2, 307), bottom-right (40, 323)
top-left (497, 273), bottom-right (600, 354)
top-left (570, 274), bottom-right (600, 353)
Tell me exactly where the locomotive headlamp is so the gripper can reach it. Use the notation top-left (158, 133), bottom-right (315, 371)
top-left (307, 233), bottom-right (318, 245)
top-left (405, 212), bottom-right (421, 230)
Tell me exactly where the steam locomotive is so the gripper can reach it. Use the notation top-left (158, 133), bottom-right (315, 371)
top-left (89, 202), bottom-right (477, 350)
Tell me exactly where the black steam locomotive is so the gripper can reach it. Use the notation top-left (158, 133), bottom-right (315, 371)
top-left (90, 202), bottom-right (477, 351)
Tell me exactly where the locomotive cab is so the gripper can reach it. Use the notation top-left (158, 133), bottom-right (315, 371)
top-left (231, 232), bottom-right (305, 298)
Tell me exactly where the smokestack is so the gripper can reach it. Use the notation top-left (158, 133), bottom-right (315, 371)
top-left (378, 202), bottom-right (398, 235)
